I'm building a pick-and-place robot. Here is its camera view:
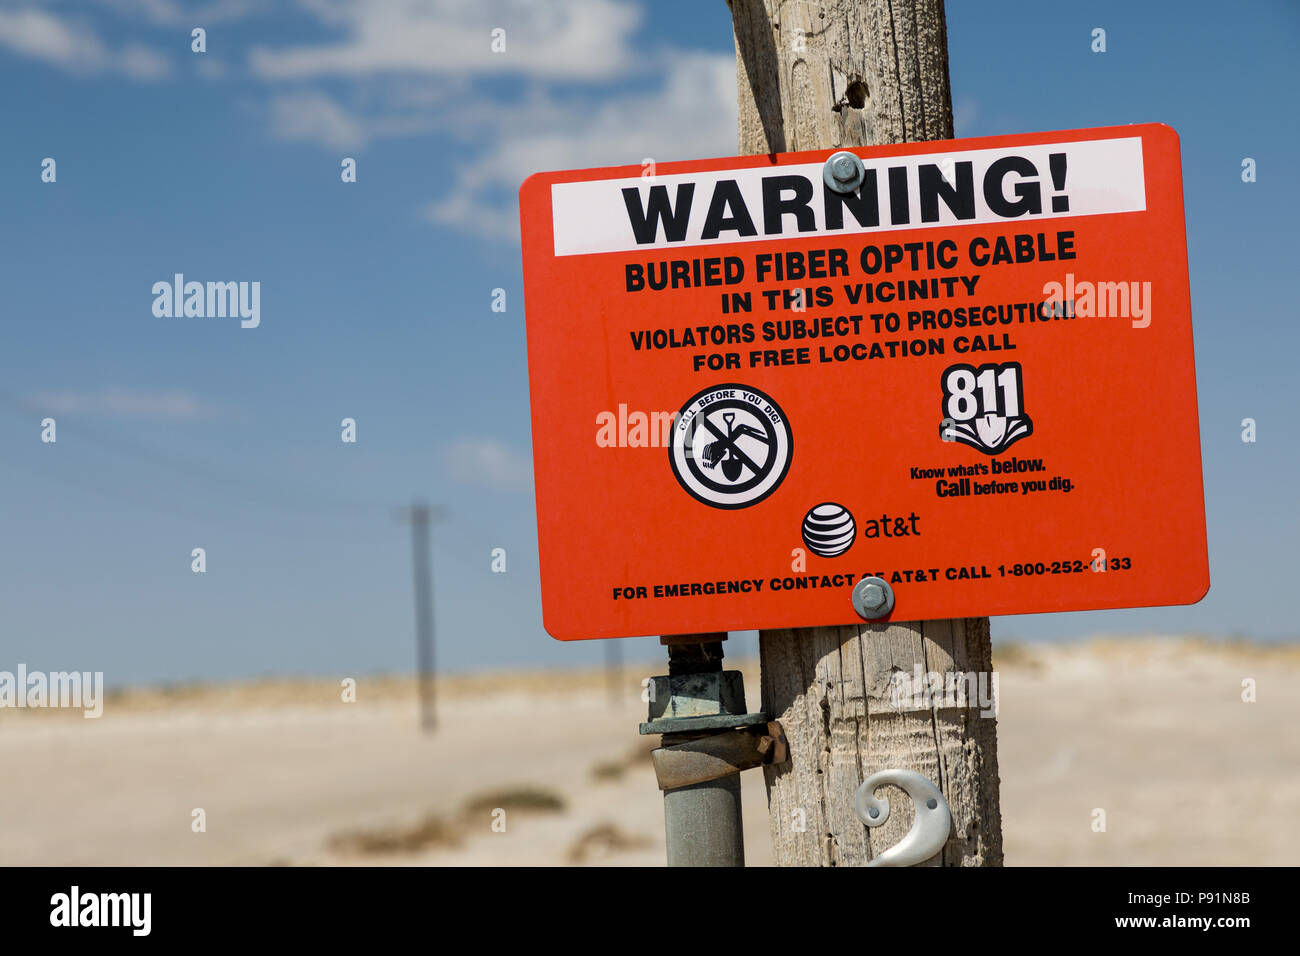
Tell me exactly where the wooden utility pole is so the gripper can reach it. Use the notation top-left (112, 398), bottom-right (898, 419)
top-left (728, 0), bottom-right (1003, 866)
top-left (397, 500), bottom-right (444, 732)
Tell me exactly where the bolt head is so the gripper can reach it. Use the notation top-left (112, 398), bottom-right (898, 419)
top-left (851, 575), bottom-right (894, 620)
top-left (823, 152), bottom-right (865, 195)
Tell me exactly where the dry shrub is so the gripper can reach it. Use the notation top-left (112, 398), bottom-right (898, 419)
top-left (327, 814), bottom-right (462, 856)
top-left (567, 823), bottom-right (653, 863)
top-left (461, 786), bottom-right (565, 817)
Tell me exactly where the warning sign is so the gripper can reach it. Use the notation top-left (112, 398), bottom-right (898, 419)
top-left (519, 124), bottom-right (1208, 640)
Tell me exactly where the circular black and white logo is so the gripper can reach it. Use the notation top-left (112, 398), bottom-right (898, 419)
top-left (669, 383), bottom-right (792, 509)
top-left (801, 502), bottom-right (856, 557)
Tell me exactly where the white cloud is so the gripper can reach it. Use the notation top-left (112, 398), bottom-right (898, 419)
top-left (120, 42), bottom-right (170, 79)
top-left (0, 7), bottom-right (171, 78)
top-left (0, 7), bottom-right (170, 78)
top-left (423, 51), bottom-right (738, 243)
top-left (199, 0), bottom-right (738, 245)
top-left (424, 191), bottom-right (522, 243)
top-left (444, 438), bottom-right (533, 492)
top-left (100, 0), bottom-right (258, 26)
top-left (194, 56), bottom-right (228, 80)
top-left (250, 0), bottom-right (642, 81)
top-left (0, 8), bottom-right (105, 69)
top-left (262, 46), bottom-right (739, 242)
top-left (954, 96), bottom-right (980, 137)
top-left (269, 90), bottom-right (369, 149)
top-left (265, 82), bottom-right (455, 149)
top-left (33, 387), bottom-right (215, 421)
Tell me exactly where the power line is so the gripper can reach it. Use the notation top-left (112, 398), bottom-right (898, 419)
top-left (0, 387), bottom-right (391, 517)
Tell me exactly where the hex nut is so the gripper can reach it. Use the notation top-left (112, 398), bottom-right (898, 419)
top-left (823, 150), bottom-right (866, 193)
top-left (852, 575), bottom-right (895, 620)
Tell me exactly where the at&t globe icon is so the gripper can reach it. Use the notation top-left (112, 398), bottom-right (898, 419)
top-left (800, 503), bottom-right (856, 558)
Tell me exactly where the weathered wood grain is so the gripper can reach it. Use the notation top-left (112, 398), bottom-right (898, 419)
top-left (727, 0), bottom-right (1003, 866)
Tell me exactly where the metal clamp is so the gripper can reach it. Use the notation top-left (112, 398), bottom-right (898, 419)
top-left (650, 720), bottom-right (789, 791)
top-left (639, 670), bottom-right (769, 735)
top-left (854, 769), bottom-right (952, 867)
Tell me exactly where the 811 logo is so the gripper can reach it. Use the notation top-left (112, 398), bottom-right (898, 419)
top-left (940, 361), bottom-right (1033, 454)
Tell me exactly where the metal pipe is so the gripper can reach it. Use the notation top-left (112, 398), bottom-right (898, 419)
top-left (653, 634), bottom-right (748, 867)
top-left (662, 754), bottom-right (745, 867)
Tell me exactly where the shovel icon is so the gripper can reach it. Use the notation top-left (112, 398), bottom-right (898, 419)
top-left (975, 412), bottom-right (1007, 449)
top-left (719, 413), bottom-right (744, 481)
top-left (701, 411), bottom-right (768, 480)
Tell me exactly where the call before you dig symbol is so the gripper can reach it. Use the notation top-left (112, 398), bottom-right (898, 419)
top-left (801, 503), bottom-right (856, 558)
top-left (669, 383), bottom-right (793, 509)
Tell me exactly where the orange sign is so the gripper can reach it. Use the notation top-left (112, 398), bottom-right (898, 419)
top-left (520, 124), bottom-right (1208, 640)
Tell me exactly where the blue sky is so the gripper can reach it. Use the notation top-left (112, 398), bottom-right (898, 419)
top-left (0, 0), bottom-right (1296, 686)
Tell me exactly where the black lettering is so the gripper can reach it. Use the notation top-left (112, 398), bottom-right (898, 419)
top-left (887, 166), bottom-right (910, 225)
top-left (919, 162), bottom-right (976, 222)
top-left (622, 183), bottom-right (695, 244)
top-left (824, 169), bottom-right (880, 229)
top-left (700, 180), bottom-right (758, 240)
top-left (762, 175), bottom-right (816, 234)
top-left (983, 156), bottom-right (1043, 218)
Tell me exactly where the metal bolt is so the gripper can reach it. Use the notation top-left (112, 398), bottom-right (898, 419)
top-left (851, 575), bottom-right (895, 620)
top-left (822, 150), bottom-right (865, 193)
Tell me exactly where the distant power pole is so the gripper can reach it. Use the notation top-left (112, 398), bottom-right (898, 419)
top-left (605, 638), bottom-right (623, 709)
top-left (397, 500), bottom-right (444, 731)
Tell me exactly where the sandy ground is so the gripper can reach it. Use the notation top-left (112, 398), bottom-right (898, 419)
top-left (1, 637), bottom-right (1297, 866)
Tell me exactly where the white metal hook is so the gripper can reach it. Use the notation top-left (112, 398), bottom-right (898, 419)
top-left (854, 769), bottom-right (952, 867)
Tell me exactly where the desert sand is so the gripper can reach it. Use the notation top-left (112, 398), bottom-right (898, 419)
top-left (1, 637), bottom-right (1296, 866)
